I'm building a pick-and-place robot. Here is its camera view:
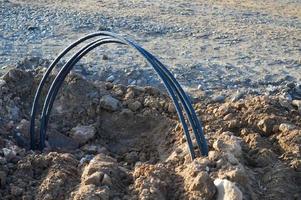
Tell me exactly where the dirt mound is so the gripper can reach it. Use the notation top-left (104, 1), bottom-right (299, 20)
top-left (0, 68), bottom-right (300, 200)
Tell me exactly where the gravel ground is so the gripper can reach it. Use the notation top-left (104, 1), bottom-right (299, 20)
top-left (0, 0), bottom-right (301, 99)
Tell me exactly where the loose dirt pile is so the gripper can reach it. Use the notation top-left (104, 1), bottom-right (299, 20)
top-left (0, 68), bottom-right (300, 200)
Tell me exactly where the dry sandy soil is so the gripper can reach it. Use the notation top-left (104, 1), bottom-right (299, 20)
top-left (0, 67), bottom-right (300, 199)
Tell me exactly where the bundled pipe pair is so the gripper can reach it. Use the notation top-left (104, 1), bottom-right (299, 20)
top-left (29, 31), bottom-right (208, 159)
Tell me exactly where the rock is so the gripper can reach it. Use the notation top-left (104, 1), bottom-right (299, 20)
top-left (105, 82), bottom-right (113, 90)
top-left (216, 158), bottom-right (227, 169)
top-left (8, 105), bottom-right (20, 120)
top-left (228, 119), bottom-right (240, 129)
top-left (214, 179), bottom-right (243, 200)
top-left (189, 172), bottom-right (216, 199)
top-left (79, 155), bottom-right (94, 166)
top-left (102, 55), bottom-right (109, 60)
top-left (106, 75), bottom-right (115, 82)
top-left (102, 173), bottom-right (112, 186)
top-left (175, 148), bottom-right (183, 155)
top-left (212, 95), bottom-right (225, 103)
top-left (257, 117), bottom-right (276, 136)
top-left (130, 80), bottom-right (137, 85)
top-left (223, 166), bottom-right (248, 184)
top-left (208, 150), bottom-right (220, 161)
top-left (167, 103), bottom-right (176, 113)
top-left (125, 90), bottom-right (135, 100)
top-left (286, 82), bottom-right (295, 89)
top-left (99, 95), bottom-right (120, 111)
top-left (223, 113), bottom-right (235, 121)
top-left (73, 184), bottom-right (109, 200)
top-left (2, 148), bottom-right (16, 161)
top-left (292, 100), bottom-right (301, 111)
top-left (231, 91), bottom-right (244, 102)
top-left (84, 171), bottom-right (104, 186)
top-left (0, 171), bottom-right (6, 187)
top-left (226, 153), bottom-right (239, 165)
top-left (16, 119), bottom-right (30, 138)
top-left (113, 84), bottom-right (125, 96)
top-left (279, 123), bottom-right (296, 132)
top-left (128, 101), bottom-right (142, 112)
top-left (213, 134), bottom-right (242, 157)
top-left (70, 125), bottom-right (96, 145)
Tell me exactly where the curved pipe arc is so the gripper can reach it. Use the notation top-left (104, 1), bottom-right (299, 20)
top-left (39, 38), bottom-right (196, 158)
top-left (31, 31), bottom-right (208, 158)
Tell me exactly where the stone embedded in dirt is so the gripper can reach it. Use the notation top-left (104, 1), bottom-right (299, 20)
top-left (73, 184), bottom-right (110, 200)
top-left (220, 166), bottom-right (248, 185)
top-left (213, 133), bottom-right (242, 157)
top-left (212, 95), bottom-right (225, 103)
top-left (231, 91), bottom-right (244, 102)
top-left (2, 148), bottom-right (16, 161)
top-left (223, 113), bottom-right (235, 121)
top-left (112, 84), bottom-right (126, 96)
top-left (15, 119), bottom-right (30, 138)
top-left (167, 102), bottom-right (176, 113)
top-left (99, 95), bottom-right (121, 111)
top-left (278, 123), bottom-right (296, 132)
top-left (128, 100), bottom-right (142, 112)
top-left (101, 173), bottom-right (112, 186)
top-left (257, 117), bottom-right (276, 136)
top-left (106, 75), bottom-right (115, 82)
top-left (214, 179), bottom-right (243, 200)
top-left (79, 154), bottom-right (94, 166)
top-left (228, 119), bottom-right (241, 129)
top-left (225, 152), bottom-right (239, 165)
top-left (78, 154), bottom-right (128, 199)
top-left (84, 171), bottom-right (104, 186)
top-left (102, 55), bottom-right (109, 60)
top-left (124, 89), bottom-right (135, 100)
top-left (189, 172), bottom-right (216, 199)
top-left (208, 150), bottom-right (220, 161)
top-left (70, 125), bottom-right (96, 145)
top-left (292, 100), bottom-right (301, 111)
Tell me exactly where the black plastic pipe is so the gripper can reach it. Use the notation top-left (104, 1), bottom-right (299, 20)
top-left (39, 38), bottom-right (196, 158)
top-left (128, 41), bottom-right (208, 155)
top-left (30, 31), bottom-right (208, 158)
top-left (42, 37), bottom-right (207, 156)
top-left (30, 34), bottom-right (113, 149)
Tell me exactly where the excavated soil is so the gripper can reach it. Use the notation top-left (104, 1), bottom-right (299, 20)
top-left (0, 68), bottom-right (300, 200)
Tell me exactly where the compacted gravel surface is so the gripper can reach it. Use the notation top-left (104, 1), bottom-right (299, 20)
top-left (1, 0), bottom-right (301, 99)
